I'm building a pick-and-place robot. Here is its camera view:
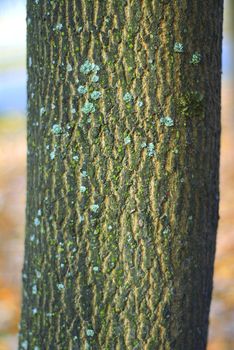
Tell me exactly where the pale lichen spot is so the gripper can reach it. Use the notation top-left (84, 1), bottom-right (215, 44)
top-left (66, 63), bottom-right (73, 72)
top-left (137, 100), bottom-right (144, 107)
top-left (32, 308), bottom-right (38, 315)
top-left (163, 227), bottom-right (170, 235)
top-left (78, 26), bottom-right (83, 33)
top-left (124, 135), bottom-right (131, 145)
top-left (190, 52), bottom-right (202, 64)
top-left (90, 204), bottom-right (99, 213)
top-left (80, 185), bottom-right (87, 193)
top-left (81, 171), bottom-right (88, 177)
top-left (51, 103), bottom-right (56, 110)
top-left (77, 85), bottom-right (87, 95)
top-left (90, 90), bottom-right (102, 100)
top-left (30, 234), bottom-right (35, 242)
top-left (174, 42), bottom-right (184, 53)
top-left (147, 143), bottom-right (156, 157)
top-left (54, 23), bottom-right (63, 31)
top-left (93, 266), bottom-right (99, 272)
top-left (141, 141), bottom-right (147, 148)
top-left (34, 217), bottom-right (40, 226)
top-left (39, 107), bottom-right (46, 117)
top-left (79, 215), bottom-right (84, 223)
top-left (52, 124), bottom-right (62, 134)
top-left (160, 116), bottom-right (174, 127)
top-left (21, 340), bottom-right (28, 350)
top-left (32, 285), bottom-right (37, 294)
top-left (72, 155), bottom-right (79, 162)
top-left (91, 74), bottom-right (99, 83)
top-left (36, 270), bottom-right (41, 278)
top-left (37, 209), bottom-right (42, 216)
top-left (81, 101), bottom-right (95, 114)
top-left (92, 63), bottom-right (100, 73)
top-left (80, 60), bottom-right (100, 75)
top-left (50, 150), bottom-right (56, 160)
top-left (85, 341), bottom-right (90, 350)
top-left (71, 108), bottom-right (76, 114)
top-left (86, 329), bottom-right (95, 337)
top-left (57, 283), bottom-right (65, 291)
top-left (28, 57), bottom-right (32, 67)
top-left (123, 92), bottom-right (133, 103)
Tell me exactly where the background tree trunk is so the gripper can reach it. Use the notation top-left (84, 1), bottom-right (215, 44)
top-left (19, 1), bottom-right (223, 349)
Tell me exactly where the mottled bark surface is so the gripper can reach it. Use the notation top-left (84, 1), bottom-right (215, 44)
top-left (19, 1), bottom-right (223, 349)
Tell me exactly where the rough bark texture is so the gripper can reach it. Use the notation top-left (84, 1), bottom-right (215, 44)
top-left (19, 1), bottom-right (223, 349)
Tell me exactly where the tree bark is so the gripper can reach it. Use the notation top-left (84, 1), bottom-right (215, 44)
top-left (19, 1), bottom-right (223, 349)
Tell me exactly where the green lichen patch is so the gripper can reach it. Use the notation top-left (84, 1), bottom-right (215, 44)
top-left (177, 91), bottom-right (204, 117)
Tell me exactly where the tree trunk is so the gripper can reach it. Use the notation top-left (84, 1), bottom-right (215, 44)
top-left (19, 1), bottom-right (223, 349)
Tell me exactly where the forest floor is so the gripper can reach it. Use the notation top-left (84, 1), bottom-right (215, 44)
top-left (0, 83), bottom-right (233, 350)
